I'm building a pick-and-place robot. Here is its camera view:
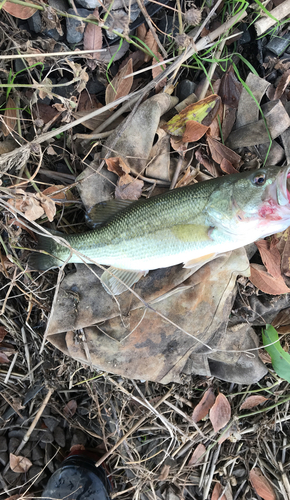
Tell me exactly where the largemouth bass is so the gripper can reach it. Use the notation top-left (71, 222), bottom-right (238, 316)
top-left (30, 165), bottom-right (290, 294)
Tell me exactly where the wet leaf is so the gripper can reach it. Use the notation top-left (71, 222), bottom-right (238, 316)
top-left (240, 395), bottom-right (268, 410)
top-left (3, 0), bottom-right (37, 19)
top-left (209, 393), bottom-right (231, 432)
top-left (165, 95), bottom-right (221, 137)
top-left (192, 388), bottom-right (216, 423)
top-left (249, 264), bottom-right (290, 295)
top-left (218, 65), bottom-right (242, 108)
top-left (105, 58), bottom-right (133, 106)
top-left (0, 352), bottom-right (10, 364)
top-left (182, 121), bottom-right (209, 143)
top-left (10, 453), bottom-right (32, 473)
top-left (262, 324), bottom-right (290, 383)
top-left (188, 443), bottom-right (206, 466)
top-left (211, 482), bottom-right (227, 500)
top-left (0, 326), bottom-right (8, 342)
top-left (63, 399), bottom-right (77, 418)
top-left (249, 467), bottom-right (276, 500)
top-left (207, 136), bottom-right (241, 170)
top-left (83, 9), bottom-right (102, 61)
top-left (2, 97), bottom-right (17, 137)
top-left (255, 239), bottom-right (281, 279)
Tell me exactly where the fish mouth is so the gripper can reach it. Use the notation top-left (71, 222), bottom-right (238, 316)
top-left (277, 165), bottom-right (290, 206)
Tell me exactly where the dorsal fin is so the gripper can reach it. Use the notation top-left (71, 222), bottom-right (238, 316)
top-left (86, 199), bottom-right (136, 227)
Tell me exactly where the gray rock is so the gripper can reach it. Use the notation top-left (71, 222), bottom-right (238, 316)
top-left (76, 0), bottom-right (100, 8)
top-left (4, 469), bottom-right (21, 484)
top-left (0, 436), bottom-right (7, 452)
top-left (49, 0), bottom-right (69, 11)
top-left (28, 11), bottom-right (42, 33)
top-left (45, 443), bottom-right (55, 473)
top-left (40, 430), bottom-right (54, 444)
top-left (71, 429), bottom-right (87, 447)
top-left (66, 8), bottom-right (92, 44)
top-left (9, 437), bottom-right (20, 454)
top-left (32, 444), bottom-right (45, 466)
top-left (28, 465), bottom-right (46, 485)
top-left (177, 80), bottom-right (196, 101)
top-left (0, 451), bottom-right (8, 466)
top-left (44, 416), bottom-right (60, 433)
top-left (266, 32), bottom-right (290, 56)
top-left (54, 426), bottom-right (66, 448)
top-left (87, 76), bottom-right (106, 95)
top-left (8, 429), bottom-right (25, 440)
top-left (21, 442), bottom-right (32, 457)
top-left (52, 77), bottom-right (75, 102)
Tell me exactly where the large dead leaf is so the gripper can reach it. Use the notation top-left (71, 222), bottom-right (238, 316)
top-left (192, 388), bottom-right (216, 423)
top-left (249, 263), bottom-right (290, 295)
top-left (0, 352), bottom-right (10, 364)
top-left (240, 395), bottom-right (268, 410)
top-left (0, 327), bottom-right (7, 343)
top-left (8, 190), bottom-right (56, 222)
top-left (3, 0), bottom-right (37, 19)
top-left (207, 136), bottom-right (242, 170)
top-left (105, 58), bottom-right (133, 106)
top-left (106, 156), bottom-right (130, 176)
top-left (188, 444), bottom-right (206, 466)
top-left (115, 177), bottom-right (143, 200)
top-left (10, 454), bottom-right (32, 473)
top-left (276, 228), bottom-right (290, 276)
top-left (83, 9), bottom-right (102, 61)
top-left (182, 121), bottom-right (209, 143)
top-left (63, 400), bottom-right (77, 418)
top-left (143, 29), bottom-right (158, 63)
top-left (1, 97), bottom-right (17, 137)
top-left (218, 65), bottom-right (242, 108)
top-left (255, 239), bottom-right (281, 279)
top-left (211, 482), bottom-right (228, 500)
top-left (209, 393), bottom-right (231, 432)
top-left (249, 468), bottom-right (276, 500)
top-left (165, 95), bottom-right (221, 137)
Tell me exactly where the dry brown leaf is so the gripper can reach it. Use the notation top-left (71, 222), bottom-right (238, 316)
top-left (70, 444), bottom-right (86, 453)
top-left (222, 105), bottom-right (236, 141)
top-left (276, 227), bottom-right (290, 276)
top-left (249, 468), bottom-right (276, 500)
top-left (182, 120), bottom-right (209, 143)
top-left (220, 158), bottom-right (238, 174)
top-left (10, 453), bottom-right (32, 473)
top-left (38, 194), bottom-right (56, 222)
top-left (192, 388), bottom-right (216, 423)
top-left (195, 148), bottom-right (221, 177)
top-left (209, 393), bottom-right (231, 432)
top-left (63, 399), bottom-right (77, 418)
top-left (143, 29), bottom-right (158, 63)
top-left (211, 482), bottom-right (227, 500)
top-left (136, 23), bottom-right (147, 43)
top-left (249, 263), bottom-right (290, 295)
top-left (188, 443), bottom-right (206, 466)
top-left (207, 136), bottom-right (241, 170)
top-left (105, 58), bottom-right (133, 106)
top-left (2, 97), bottom-right (17, 137)
top-left (42, 185), bottom-right (73, 204)
top-left (255, 239), bottom-right (281, 279)
top-left (8, 191), bottom-right (56, 222)
top-left (77, 91), bottom-right (100, 112)
top-left (3, 0), bottom-right (37, 19)
top-left (152, 53), bottom-right (167, 93)
top-left (170, 136), bottom-right (187, 154)
top-left (273, 69), bottom-right (290, 100)
top-left (115, 178), bottom-right (143, 200)
top-left (0, 352), bottom-right (10, 364)
top-left (158, 464), bottom-right (170, 480)
top-left (0, 327), bottom-right (7, 342)
top-left (105, 156), bottom-right (130, 176)
top-left (240, 395), bottom-right (268, 410)
top-left (83, 9), bottom-right (102, 61)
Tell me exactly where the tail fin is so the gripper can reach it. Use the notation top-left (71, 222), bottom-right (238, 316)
top-left (29, 234), bottom-right (65, 270)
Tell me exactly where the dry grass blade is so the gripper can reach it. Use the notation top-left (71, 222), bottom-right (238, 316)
top-left (1, 97), bottom-right (17, 137)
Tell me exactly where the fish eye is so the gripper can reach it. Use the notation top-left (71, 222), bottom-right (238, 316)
top-left (252, 173), bottom-right (266, 186)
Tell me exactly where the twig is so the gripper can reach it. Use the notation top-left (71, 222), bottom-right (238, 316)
top-left (21, 326), bottom-right (33, 383)
top-left (4, 352), bottom-right (18, 384)
top-left (203, 443), bottom-right (221, 500)
top-left (198, 37), bottom-right (226, 100)
top-left (254, 0), bottom-right (290, 36)
top-left (95, 383), bottom-right (174, 466)
top-left (0, 49), bottom-right (106, 60)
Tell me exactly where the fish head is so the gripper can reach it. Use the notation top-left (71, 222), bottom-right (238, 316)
top-left (205, 165), bottom-right (290, 239)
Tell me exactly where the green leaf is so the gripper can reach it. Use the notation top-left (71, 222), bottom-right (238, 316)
top-left (262, 324), bottom-right (290, 382)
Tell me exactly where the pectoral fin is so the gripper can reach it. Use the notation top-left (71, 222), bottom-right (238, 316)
top-left (183, 252), bottom-right (217, 269)
top-left (101, 267), bottom-right (146, 295)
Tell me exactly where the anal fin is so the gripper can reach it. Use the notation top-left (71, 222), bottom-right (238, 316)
top-left (101, 267), bottom-right (146, 295)
top-left (183, 252), bottom-right (216, 269)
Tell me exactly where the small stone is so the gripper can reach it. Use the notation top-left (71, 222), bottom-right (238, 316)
top-left (9, 438), bottom-right (20, 454)
top-left (54, 426), bottom-right (66, 448)
top-left (0, 451), bottom-right (8, 466)
top-left (44, 416), bottom-right (60, 433)
top-left (52, 77), bottom-right (75, 102)
top-left (87, 76), bottom-right (106, 95)
top-left (75, 0), bottom-right (100, 8)
top-left (45, 444), bottom-right (55, 473)
top-left (28, 11), bottom-right (42, 33)
top-left (40, 430), bottom-right (54, 444)
top-left (28, 465), bottom-right (47, 486)
top-left (48, 0), bottom-right (69, 11)
top-left (8, 429), bottom-right (25, 440)
top-left (266, 32), bottom-right (290, 56)
top-left (71, 429), bottom-right (87, 447)
top-left (3, 469), bottom-right (21, 485)
top-left (177, 79), bottom-right (196, 101)
top-left (21, 442), bottom-right (32, 457)
top-left (66, 8), bottom-right (92, 44)
top-left (32, 444), bottom-right (44, 466)
top-left (0, 437), bottom-right (7, 452)
top-left (238, 22), bottom-right (251, 45)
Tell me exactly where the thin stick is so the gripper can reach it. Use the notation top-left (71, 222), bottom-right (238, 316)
top-left (4, 351), bottom-right (18, 384)
top-left (198, 37), bottom-right (226, 100)
top-left (0, 49), bottom-right (106, 60)
top-left (21, 326), bottom-right (33, 383)
top-left (135, 0), bottom-right (167, 58)
top-left (95, 384), bottom-right (174, 466)
top-left (254, 0), bottom-right (290, 36)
